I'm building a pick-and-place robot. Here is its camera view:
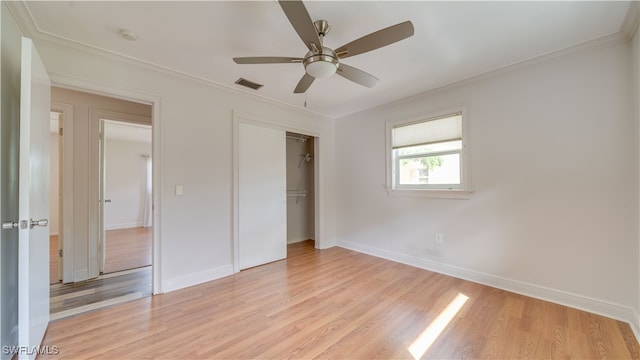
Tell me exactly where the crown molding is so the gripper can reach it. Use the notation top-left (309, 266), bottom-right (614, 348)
top-left (621, 1), bottom-right (640, 38)
top-left (337, 31), bottom-right (629, 120)
top-left (6, 1), bottom-right (333, 121)
top-left (4, 0), bottom-right (37, 35)
top-left (8, 0), bottom-right (635, 122)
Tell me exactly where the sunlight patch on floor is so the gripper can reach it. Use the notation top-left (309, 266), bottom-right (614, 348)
top-left (408, 292), bottom-right (469, 359)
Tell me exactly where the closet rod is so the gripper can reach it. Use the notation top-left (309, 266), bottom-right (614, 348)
top-left (286, 135), bottom-right (308, 142)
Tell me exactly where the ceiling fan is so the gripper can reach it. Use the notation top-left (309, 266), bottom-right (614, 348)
top-left (233, 0), bottom-right (414, 93)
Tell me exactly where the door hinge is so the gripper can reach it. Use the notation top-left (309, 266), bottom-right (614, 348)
top-left (59, 249), bottom-right (63, 257)
top-left (59, 127), bottom-right (63, 136)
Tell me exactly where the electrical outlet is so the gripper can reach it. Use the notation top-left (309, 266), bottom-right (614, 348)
top-left (435, 233), bottom-right (444, 245)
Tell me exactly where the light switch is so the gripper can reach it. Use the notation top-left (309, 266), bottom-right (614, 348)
top-left (175, 185), bottom-right (184, 196)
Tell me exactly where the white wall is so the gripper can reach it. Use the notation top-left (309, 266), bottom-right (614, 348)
top-left (37, 38), bottom-right (335, 292)
top-left (49, 132), bottom-right (59, 235)
top-left (104, 138), bottom-right (151, 230)
top-left (336, 40), bottom-right (637, 324)
top-left (286, 136), bottom-right (315, 243)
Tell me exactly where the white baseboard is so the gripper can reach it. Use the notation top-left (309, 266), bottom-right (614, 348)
top-left (105, 222), bottom-right (141, 230)
top-left (74, 269), bottom-right (89, 282)
top-left (338, 240), bottom-right (639, 340)
top-left (163, 264), bottom-right (234, 293)
top-left (631, 309), bottom-right (640, 344)
top-left (287, 237), bottom-right (314, 244)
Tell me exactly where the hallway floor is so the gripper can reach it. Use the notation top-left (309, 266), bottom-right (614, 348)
top-left (49, 227), bottom-right (153, 320)
top-left (50, 267), bottom-right (151, 320)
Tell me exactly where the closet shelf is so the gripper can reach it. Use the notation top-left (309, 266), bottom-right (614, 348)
top-left (287, 190), bottom-right (307, 203)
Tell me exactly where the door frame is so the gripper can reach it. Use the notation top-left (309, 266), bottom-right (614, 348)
top-left (89, 109), bottom-right (152, 277)
top-left (96, 117), bottom-right (152, 274)
top-left (50, 78), bottom-right (163, 294)
top-left (50, 102), bottom-right (74, 283)
top-left (232, 110), bottom-right (322, 273)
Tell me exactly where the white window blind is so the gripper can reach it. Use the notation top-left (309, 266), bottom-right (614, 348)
top-left (392, 114), bottom-right (462, 149)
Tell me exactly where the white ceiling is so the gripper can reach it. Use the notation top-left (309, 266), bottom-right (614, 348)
top-left (23, 1), bottom-right (634, 119)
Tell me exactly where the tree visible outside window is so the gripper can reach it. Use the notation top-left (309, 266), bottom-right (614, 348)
top-left (391, 112), bottom-right (465, 190)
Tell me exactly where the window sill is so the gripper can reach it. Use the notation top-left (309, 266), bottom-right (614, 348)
top-left (386, 188), bottom-right (474, 199)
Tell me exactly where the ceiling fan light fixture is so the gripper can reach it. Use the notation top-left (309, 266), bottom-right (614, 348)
top-left (305, 60), bottom-right (337, 78)
top-left (233, 2), bottom-right (415, 93)
top-left (303, 47), bottom-right (338, 78)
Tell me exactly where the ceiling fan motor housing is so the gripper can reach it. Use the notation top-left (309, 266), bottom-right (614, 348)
top-left (304, 47), bottom-right (339, 78)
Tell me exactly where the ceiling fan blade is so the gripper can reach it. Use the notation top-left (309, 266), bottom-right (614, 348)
top-left (294, 73), bottom-right (315, 93)
top-left (336, 63), bottom-right (379, 88)
top-left (279, 0), bottom-right (322, 52)
top-left (335, 21), bottom-right (415, 59)
top-left (233, 57), bottom-right (302, 64)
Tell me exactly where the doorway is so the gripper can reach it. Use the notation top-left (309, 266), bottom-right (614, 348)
top-left (286, 132), bottom-right (315, 246)
top-left (48, 88), bottom-right (154, 320)
top-left (100, 120), bottom-right (152, 274)
top-left (49, 111), bottom-right (62, 285)
top-left (234, 117), bottom-right (318, 272)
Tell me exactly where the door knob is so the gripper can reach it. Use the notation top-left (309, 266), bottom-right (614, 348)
top-left (2, 221), bottom-right (18, 230)
top-left (29, 218), bottom-right (48, 229)
top-left (3, 220), bottom-right (28, 230)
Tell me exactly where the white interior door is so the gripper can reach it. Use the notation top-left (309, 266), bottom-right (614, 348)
top-left (18, 37), bottom-right (51, 359)
top-left (238, 123), bottom-right (287, 270)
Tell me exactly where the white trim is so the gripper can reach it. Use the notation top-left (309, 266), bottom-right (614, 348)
top-left (164, 265), bottom-right (233, 293)
top-left (386, 105), bottom-right (471, 197)
top-left (386, 189), bottom-right (473, 200)
top-left (50, 292), bottom-right (144, 321)
top-left (631, 308), bottom-right (640, 345)
top-left (6, 2), bottom-right (630, 121)
top-left (48, 73), bottom-right (164, 295)
top-left (621, 1), bottom-right (640, 38)
top-left (338, 240), bottom-right (639, 337)
top-left (50, 101), bottom-right (74, 284)
top-left (90, 109), bottom-right (152, 277)
top-left (104, 223), bottom-right (142, 231)
top-left (287, 238), bottom-right (314, 244)
top-left (73, 268), bottom-right (88, 281)
top-left (232, 110), bottom-right (324, 273)
top-left (5, 1), bottom-right (330, 120)
top-left (336, 33), bottom-right (628, 120)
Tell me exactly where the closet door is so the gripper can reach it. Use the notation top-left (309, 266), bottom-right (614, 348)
top-left (238, 123), bottom-right (287, 269)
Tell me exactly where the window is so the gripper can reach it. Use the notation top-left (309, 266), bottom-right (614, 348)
top-left (387, 110), bottom-right (470, 195)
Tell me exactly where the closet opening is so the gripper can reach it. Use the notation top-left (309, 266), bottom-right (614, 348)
top-left (234, 117), bottom-right (321, 271)
top-left (285, 132), bottom-right (315, 249)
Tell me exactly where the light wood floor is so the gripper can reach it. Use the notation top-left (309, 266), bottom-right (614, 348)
top-left (41, 240), bottom-right (639, 359)
top-left (50, 227), bottom-right (152, 282)
top-left (49, 227), bottom-right (152, 318)
top-left (50, 267), bottom-right (152, 318)
top-left (104, 227), bottom-right (152, 274)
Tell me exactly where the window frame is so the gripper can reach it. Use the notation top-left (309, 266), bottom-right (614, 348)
top-left (385, 106), bottom-right (472, 199)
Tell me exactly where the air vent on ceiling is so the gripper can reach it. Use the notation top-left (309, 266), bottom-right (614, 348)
top-left (235, 78), bottom-right (263, 90)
